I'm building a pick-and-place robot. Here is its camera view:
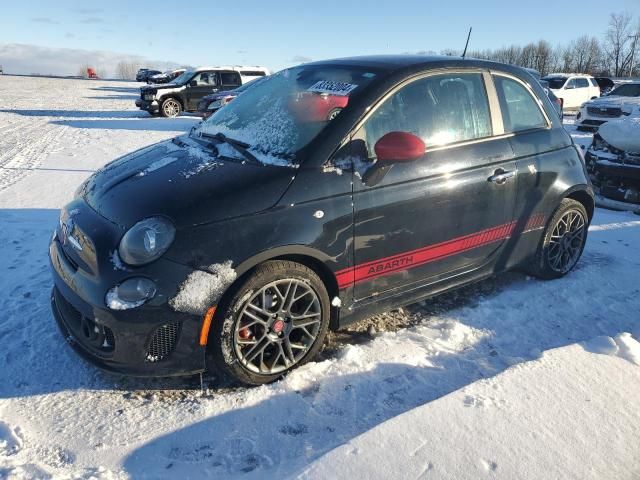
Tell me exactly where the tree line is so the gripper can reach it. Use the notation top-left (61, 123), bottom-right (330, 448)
top-left (446, 12), bottom-right (639, 77)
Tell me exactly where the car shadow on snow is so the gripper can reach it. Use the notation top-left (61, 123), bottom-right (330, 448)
top-left (122, 243), bottom-right (640, 477)
top-left (49, 118), bottom-right (201, 131)
top-left (90, 86), bottom-right (140, 94)
top-left (84, 95), bottom-right (140, 101)
top-left (0, 109), bottom-right (149, 119)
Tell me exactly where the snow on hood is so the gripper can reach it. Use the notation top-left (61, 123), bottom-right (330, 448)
top-left (169, 261), bottom-right (237, 315)
top-left (599, 117), bottom-right (640, 152)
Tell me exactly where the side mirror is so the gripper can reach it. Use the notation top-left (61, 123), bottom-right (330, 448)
top-left (374, 131), bottom-right (425, 163)
top-left (189, 80), bottom-right (197, 87)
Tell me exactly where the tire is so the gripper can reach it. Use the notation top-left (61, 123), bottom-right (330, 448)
top-left (527, 198), bottom-right (588, 280)
top-left (160, 97), bottom-right (182, 118)
top-left (208, 260), bottom-right (331, 385)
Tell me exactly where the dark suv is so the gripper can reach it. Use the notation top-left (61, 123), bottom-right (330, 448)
top-left (51, 56), bottom-right (593, 385)
top-left (136, 67), bottom-right (243, 117)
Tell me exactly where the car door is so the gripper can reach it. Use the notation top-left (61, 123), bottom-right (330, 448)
top-left (349, 71), bottom-right (517, 303)
top-left (574, 77), bottom-right (591, 105)
top-left (186, 71), bottom-right (220, 110)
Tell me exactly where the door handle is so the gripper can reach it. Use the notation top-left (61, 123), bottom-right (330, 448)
top-left (488, 169), bottom-right (515, 185)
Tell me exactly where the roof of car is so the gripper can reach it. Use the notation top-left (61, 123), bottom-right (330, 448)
top-left (544, 73), bottom-right (594, 78)
top-left (191, 66), bottom-right (269, 73)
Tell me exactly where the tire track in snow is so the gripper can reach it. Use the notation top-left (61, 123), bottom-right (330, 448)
top-left (0, 118), bottom-right (69, 192)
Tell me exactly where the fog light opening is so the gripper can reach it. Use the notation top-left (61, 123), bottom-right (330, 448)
top-left (106, 277), bottom-right (156, 311)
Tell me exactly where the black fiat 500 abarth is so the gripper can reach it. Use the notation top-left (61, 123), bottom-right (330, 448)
top-left (50, 56), bottom-right (594, 385)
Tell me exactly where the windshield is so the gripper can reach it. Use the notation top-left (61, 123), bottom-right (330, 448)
top-left (198, 65), bottom-right (380, 166)
top-left (172, 69), bottom-right (195, 85)
top-left (609, 84), bottom-right (640, 97)
top-left (543, 77), bottom-right (568, 89)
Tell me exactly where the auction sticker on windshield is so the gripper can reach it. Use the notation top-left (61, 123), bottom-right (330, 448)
top-left (308, 80), bottom-right (358, 96)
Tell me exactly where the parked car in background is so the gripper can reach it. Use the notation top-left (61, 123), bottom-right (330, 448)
top-left (523, 69), bottom-right (562, 117)
top-left (594, 77), bottom-right (615, 96)
top-left (148, 68), bottom-right (186, 84)
top-left (576, 82), bottom-right (640, 131)
top-left (585, 116), bottom-right (640, 211)
top-left (53, 56), bottom-right (593, 385)
top-left (197, 76), bottom-right (268, 119)
top-left (136, 66), bottom-right (269, 117)
top-left (136, 69), bottom-right (161, 82)
top-left (542, 73), bottom-right (600, 109)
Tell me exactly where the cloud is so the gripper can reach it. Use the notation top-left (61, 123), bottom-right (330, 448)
top-left (64, 32), bottom-right (75, 39)
top-left (31, 17), bottom-right (59, 24)
top-left (79, 17), bottom-right (105, 24)
top-left (291, 55), bottom-right (312, 64)
top-left (0, 43), bottom-right (181, 77)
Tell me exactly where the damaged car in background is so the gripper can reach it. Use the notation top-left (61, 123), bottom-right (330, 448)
top-left (577, 81), bottom-right (640, 131)
top-left (586, 116), bottom-right (640, 212)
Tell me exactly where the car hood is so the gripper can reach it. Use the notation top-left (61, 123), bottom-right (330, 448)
top-left (586, 96), bottom-right (640, 108)
top-left (79, 136), bottom-right (296, 228)
top-left (599, 117), bottom-right (640, 152)
top-left (141, 82), bottom-right (181, 91)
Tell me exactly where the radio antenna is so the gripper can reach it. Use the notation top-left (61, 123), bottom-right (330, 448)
top-left (462, 27), bottom-right (472, 59)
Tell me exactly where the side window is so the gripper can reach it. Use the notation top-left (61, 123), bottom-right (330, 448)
top-left (493, 75), bottom-right (547, 133)
top-left (220, 72), bottom-right (242, 89)
top-left (565, 78), bottom-right (577, 89)
top-left (576, 78), bottom-right (589, 88)
top-left (360, 73), bottom-right (492, 157)
top-left (589, 78), bottom-right (598, 87)
top-left (192, 72), bottom-right (218, 87)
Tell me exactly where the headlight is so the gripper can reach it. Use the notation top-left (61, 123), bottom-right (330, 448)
top-left (144, 94), bottom-right (155, 101)
top-left (106, 277), bottom-right (156, 310)
top-left (118, 217), bottom-right (175, 266)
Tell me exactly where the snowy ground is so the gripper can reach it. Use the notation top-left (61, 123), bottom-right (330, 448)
top-left (0, 76), bottom-right (639, 480)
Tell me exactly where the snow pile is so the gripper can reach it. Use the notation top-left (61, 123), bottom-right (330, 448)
top-left (169, 261), bottom-right (237, 315)
top-left (0, 421), bottom-right (23, 457)
top-left (584, 333), bottom-right (640, 366)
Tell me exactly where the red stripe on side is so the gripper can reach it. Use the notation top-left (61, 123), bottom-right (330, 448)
top-left (336, 221), bottom-right (517, 289)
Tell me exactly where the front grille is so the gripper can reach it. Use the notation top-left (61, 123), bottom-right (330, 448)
top-left (146, 322), bottom-right (180, 362)
top-left (55, 289), bottom-right (115, 355)
top-left (587, 106), bottom-right (622, 118)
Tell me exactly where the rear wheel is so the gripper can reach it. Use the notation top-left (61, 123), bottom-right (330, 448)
top-left (528, 198), bottom-right (588, 279)
top-left (160, 98), bottom-right (182, 118)
top-left (208, 260), bottom-right (330, 385)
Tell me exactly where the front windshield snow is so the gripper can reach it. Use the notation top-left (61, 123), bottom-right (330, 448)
top-left (172, 69), bottom-right (195, 85)
top-left (197, 65), bottom-right (380, 166)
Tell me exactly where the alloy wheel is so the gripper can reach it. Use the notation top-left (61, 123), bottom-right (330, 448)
top-left (163, 100), bottom-right (180, 117)
top-left (233, 279), bottom-right (322, 375)
top-left (548, 209), bottom-right (586, 273)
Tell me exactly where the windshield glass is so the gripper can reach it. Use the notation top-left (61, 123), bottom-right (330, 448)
top-left (198, 65), bottom-right (380, 166)
top-left (609, 84), bottom-right (640, 97)
top-left (172, 69), bottom-right (195, 85)
top-left (543, 77), bottom-right (568, 89)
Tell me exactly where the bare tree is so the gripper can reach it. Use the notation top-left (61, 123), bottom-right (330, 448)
top-left (116, 60), bottom-right (142, 80)
top-left (604, 12), bottom-right (633, 76)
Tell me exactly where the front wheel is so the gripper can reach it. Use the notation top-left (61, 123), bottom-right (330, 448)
top-left (160, 98), bottom-right (182, 118)
top-left (528, 198), bottom-right (588, 279)
top-left (208, 260), bottom-right (330, 385)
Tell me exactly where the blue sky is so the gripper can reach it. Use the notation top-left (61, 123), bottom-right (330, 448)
top-left (1, 0), bottom-right (639, 71)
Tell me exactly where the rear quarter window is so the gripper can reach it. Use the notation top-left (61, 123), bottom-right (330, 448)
top-left (493, 75), bottom-right (548, 133)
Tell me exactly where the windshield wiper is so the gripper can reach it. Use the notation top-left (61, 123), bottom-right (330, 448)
top-left (200, 132), bottom-right (262, 165)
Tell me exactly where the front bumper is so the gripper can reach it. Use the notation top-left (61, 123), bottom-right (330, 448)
top-left (48, 202), bottom-right (207, 377)
top-left (135, 98), bottom-right (159, 113)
